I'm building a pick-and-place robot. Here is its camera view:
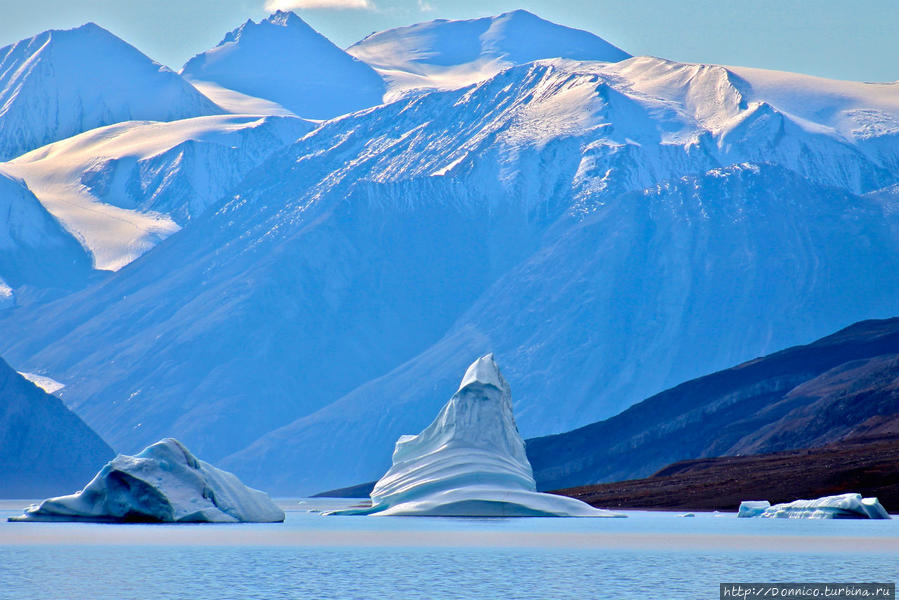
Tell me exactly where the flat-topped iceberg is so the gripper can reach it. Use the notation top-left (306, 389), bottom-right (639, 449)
top-left (9, 438), bottom-right (284, 523)
top-left (331, 354), bottom-right (621, 517)
top-left (738, 494), bottom-right (890, 520)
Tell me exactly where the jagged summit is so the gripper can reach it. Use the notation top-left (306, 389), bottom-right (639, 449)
top-left (181, 11), bottom-right (385, 119)
top-left (347, 9), bottom-right (630, 99)
top-left (0, 22), bottom-right (221, 161)
top-left (266, 9), bottom-right (302, 27)
top-left (217, 10), bottom-right (317, 45)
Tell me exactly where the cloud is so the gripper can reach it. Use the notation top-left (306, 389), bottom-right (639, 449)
top-left (417, 0), bottom-right (435, 11)
top-left (264, 0), bottom-right (374, 10)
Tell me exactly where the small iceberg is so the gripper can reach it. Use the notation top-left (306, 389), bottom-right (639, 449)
top-left (9, 438), bottom-right (284, 523)
top-left (737, 501), bottom-right (771, 518)
top-left (330, 354), bottom-right (622, 517)
top-left (737, 494), bottom-right (890, 520)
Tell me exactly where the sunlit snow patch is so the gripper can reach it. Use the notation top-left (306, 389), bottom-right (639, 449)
top-left (10, 438), bottom-right (284, 523)
top-left (0, 277), bottom-right (13, 309)
top-left (2, 114), bottom-right (312, 271)
top-left (1, 155), bottom-right (178, 271)
top-left (329, 354), bottom-right (622, 517)
top-left (18, 372), bottom-right (65, 394)
top-left (190, 81), bottom-right (297, 117)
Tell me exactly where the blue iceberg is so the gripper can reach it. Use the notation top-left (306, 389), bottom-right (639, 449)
top-left (738, 494), bottom-right (890, 520)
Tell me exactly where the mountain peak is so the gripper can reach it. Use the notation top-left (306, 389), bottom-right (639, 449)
top-left (72, 21), bottom-right (103, 33)
top-left (220, 11), bottom-right (315, 45)
top-left (0, 23), bottom-right (220, 161)
top-left (181, 13), bottom-right (384, 120)
top-left (347, 10), bottom-right (629, 99)
top-left (265, 10), bottom-right (303, 27)
top-left (496, 9), bottom-right (541, 20)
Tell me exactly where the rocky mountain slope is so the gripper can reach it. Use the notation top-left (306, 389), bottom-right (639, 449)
top-left (527, 317), bottom-right (899, 491)
top-left (556, 433), bottom-right (899, 512)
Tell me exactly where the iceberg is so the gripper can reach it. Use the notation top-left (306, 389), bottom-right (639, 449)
top-left (330, 354), bottom-right (622, 517)
top-left (9, 438), bottom-right (284, 523)
top-left (737, 501), bottom-right (771, 518)
top-left (738, 494), bottom-right (890, 520)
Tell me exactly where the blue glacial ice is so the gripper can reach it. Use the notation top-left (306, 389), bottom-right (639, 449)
top-left (738, 494), bottom-right (890, 520)
top-left (9, 438), bottom-right (284, 523)
top-left (330, 354), bottom-right (622, 517)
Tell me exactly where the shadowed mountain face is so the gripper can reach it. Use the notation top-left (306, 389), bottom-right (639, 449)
top-left (0, 356), bottom-right (114, 498)
top-left (527, 317), bottom-right (899, 491)
top-left (0, 171), bottom-right (94, 300)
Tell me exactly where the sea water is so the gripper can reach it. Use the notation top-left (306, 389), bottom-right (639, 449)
top-left (2, 499), bottom-right (896, 599)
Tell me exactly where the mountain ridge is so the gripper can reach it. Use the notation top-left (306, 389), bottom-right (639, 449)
top-left (347, 9), bottom-right (631, 101)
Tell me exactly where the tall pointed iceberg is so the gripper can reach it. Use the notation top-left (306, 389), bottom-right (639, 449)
top-left (334, 354), bottom-right (621, 517)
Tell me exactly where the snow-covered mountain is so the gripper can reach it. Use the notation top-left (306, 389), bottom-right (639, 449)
top-left (0, 13), bottom-right (898, 495)
top-left (181, 11), bottom-right (385, 120)
top-left (348, 9), bottom-right (630, 100)
top-left (3, 114), bottom-right (314, 271)
top-left (0, 170), bottom-right (94, 305)
top-left (0, 23), bottom-right (221, 162)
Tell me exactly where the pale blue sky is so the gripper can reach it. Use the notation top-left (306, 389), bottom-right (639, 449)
top-left (1, 0), bottom-right (896, 82)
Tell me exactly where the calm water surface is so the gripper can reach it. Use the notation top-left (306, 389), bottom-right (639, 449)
top-left (2, 499), bottom-right (897, 600)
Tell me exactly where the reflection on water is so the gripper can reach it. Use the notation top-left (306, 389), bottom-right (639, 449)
top-left (2, 500), bottom-right (897, 600)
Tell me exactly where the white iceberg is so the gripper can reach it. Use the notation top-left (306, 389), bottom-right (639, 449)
top-left (9, 438), bottom-right (284, 523)
top-left (738, 494), bottom-right (890, 520)
top-left (330, 354), bottom-right (622, 517)
top-left (737, 501), bottom-right (771, 518)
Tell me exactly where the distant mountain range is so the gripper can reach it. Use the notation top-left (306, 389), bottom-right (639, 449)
top-left (0, 10), bottom-right (896, 496)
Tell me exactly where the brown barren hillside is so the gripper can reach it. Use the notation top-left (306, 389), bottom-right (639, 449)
top-left (554, 431), bottom-right (899, 512)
